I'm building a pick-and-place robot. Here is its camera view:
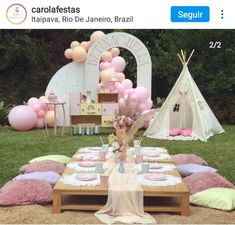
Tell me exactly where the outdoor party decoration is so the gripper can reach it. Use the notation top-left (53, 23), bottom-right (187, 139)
top-left (144, 50), bottom-right (225, 142)
top-left (8, 105), bottom-right (37, 131)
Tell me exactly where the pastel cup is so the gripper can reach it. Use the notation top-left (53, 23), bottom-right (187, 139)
top-left (99, 150), bottom-right (106, 161)
top-left (95, 163), bottom-right (103, 174)
top-left (133, 140), bottom-right (141, 147)
top-left (135, 154), bottom-right (143, 164)
top-left (102, 144), bottom-right (109, 151)
top-left (134, 146), bottom-right (141, 154)
top-left (100, 174), bottom-right (109, 188)
top-left (142, 163), bottom-right (150, 173)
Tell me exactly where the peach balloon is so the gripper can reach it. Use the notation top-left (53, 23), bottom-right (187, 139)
top-left (90, 31), bottom-right (105, 45)
top-left (110, 47), bottom-right (120, 57)
top-left (70, 41), bottom-right (80, 49)
top-left (101, 51), bottom-right (112, 62)
top-left (44, 111), bottom-right (58, 127)
top-left (35, 118), bottom-right (45, 129)
top-left (72, 46), bottom-right (87, 63)
top-left (64, 48), bottom-right (73, 59)
top-left (100, 70), bottom-right (112, 82)
top-left (47, 105), bottom-right (55, 111)
top-left (117, 73), bottom-right (125, 82)
top-left (80, 41), bottom-right (90, 51)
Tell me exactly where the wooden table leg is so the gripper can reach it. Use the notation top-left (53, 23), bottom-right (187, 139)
top-left (181, 194), bottom-right (190, 216)
top-left (52, 191), bottom-right (62, 213)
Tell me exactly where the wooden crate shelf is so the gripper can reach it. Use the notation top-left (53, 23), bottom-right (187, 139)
top-left (98, 93), bottom-right (118, 103)
top-left (71, 115), bottom-right (101, 125)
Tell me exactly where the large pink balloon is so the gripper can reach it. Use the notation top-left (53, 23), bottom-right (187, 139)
top-left (138, 103), bottom-right (147, 113)
top-left (72, 46), bottom-right (87, 63)
top-left (129, 93), bottom-right (138, 103)
top-left (134, 86), bottom-right (148, 102)
top-left (27, 97), bottom-right (39, 108)
top-left (122, 79), bottom-right (133, 89)
top-left (8, 105), bottom-right (37, 131)
top-left (111, 56), bottom-right (126, 72)
top-left (35, 118), bottom-right (45, 129)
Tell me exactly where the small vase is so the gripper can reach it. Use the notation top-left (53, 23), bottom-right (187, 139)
top-left (85, 91), bottom-right (92, 103)
top-left (118, 160), bottom-right (125, 174)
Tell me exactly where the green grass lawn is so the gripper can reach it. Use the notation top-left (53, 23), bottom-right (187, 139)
top-left (0, 125), bottom-right (234, 187)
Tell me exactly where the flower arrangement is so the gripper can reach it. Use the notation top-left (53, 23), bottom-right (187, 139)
top-left (109, 110), bottom-right (157, 161)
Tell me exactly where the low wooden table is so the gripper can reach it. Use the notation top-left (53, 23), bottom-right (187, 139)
top-left (53, 151), bottom-right (189, 215)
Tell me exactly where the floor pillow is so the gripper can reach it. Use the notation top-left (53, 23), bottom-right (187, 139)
top-left (184, 172), bottom-right (234, 194)
top-left (20, 160), bottom-right (65, 174)
top-left (29, 154), bottom-right (70, 164)
top-left (172, 154), bottom-right (208, 165)
top-left (0, 179), bottom-right (52, 206)
top-left (180, 129), bottom-right (192, 136)
top-left (177, 164), bottom-right (217, 177)
top-left (13, 171), bottom-right (60, 186)
top-left (190, 188), bottom-right (235, 211)
top-left (169, 128), bottom-right (183, 136)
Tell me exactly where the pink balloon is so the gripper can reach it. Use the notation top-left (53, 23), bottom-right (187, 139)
top-left (128, 100), bottom-right (138, 109)
top-left (27, 97), bottom-right (39, 108)
top-left (117, 84), bottom-right (125, 94)
top-left (119, 98), bottom-right (126, 110)
top-left (32, 103), bottom-right (41, 112)
top-left (122, 79), bottom-right (133, 89)
top-left (102, 62), bottom-right (112, 70)
top-left (37, 109), bottom-right (45, 118)
top-left (123, 94), bottom-right (129, 101)
top-left (8, 105), bottom-right (37, 131)
top-left (134, 86), bottom-right (148, 102)
top-left (39, 99), bottom-right (47, 111)
top-left (35, 118), bottom-right (45, 129)
top-left (138, 103), bottom-right (147, 113)
top-left (64, 48), bottom-right (73, 59)
top-left (99, 62), bottom-right (104, 71)
top-left (111, 56), bottom-right (126, 72)
top-left (72, 46), bottom-right (87, 63)
top-left (129, 93), bottom-right (138, 103)
top-left (146, 98), bottom-right (153, 109)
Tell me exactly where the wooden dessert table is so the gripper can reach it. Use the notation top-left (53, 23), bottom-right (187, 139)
top-left (52, 149), bottom-right (189, 216)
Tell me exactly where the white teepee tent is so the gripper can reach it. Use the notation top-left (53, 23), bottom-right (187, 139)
top-left (144, 50), bottom-right (225, 142)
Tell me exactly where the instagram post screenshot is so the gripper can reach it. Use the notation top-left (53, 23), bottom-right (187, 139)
top-left (0, 0), bottom-right (234, 224)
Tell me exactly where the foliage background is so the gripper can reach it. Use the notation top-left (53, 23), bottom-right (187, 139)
top-left (0, 29), bottom-right (234, 123)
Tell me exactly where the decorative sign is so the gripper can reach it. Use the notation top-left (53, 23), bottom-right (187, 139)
top-left (85, 32), bottom-right (152, 100)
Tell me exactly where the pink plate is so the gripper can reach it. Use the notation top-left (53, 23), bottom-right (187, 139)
top-left (76, 174), bottom-right (97, 181)
top-left (143, 151), bottom-right (160, 157)
top-left (79, 161), bottom-right (96, 167)
top-left (149, 164), bottom-right (163, 169)
top-left (144, 173), bottom-right (167, 181)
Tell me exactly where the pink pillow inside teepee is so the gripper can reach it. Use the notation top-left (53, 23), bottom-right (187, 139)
top-left (180, 129), bottom-right (192, 136)
top-left (169, 128), bottom-right (183, 136)
top-left (19, 160), bottom-right (65, 175)
top-left (0, 179), bottom-right (52, 206)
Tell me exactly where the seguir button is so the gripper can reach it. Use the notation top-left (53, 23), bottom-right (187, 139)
top-left (171, 6), bottom-right (210, 22)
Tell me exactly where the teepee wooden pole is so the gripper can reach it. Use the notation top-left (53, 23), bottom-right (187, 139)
top-left (186, 49), bottom-right (195, 64)
top-left (177, 53), bottom-right (184, 65)
top-left (181, 50), bottom-right (185, 62)
top-left (184, 51), bottom-right (187, 61)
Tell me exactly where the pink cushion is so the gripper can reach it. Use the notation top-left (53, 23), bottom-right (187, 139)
top-left (169, 128), bottom-right (183, 136)
top-left (180, 129), bottom-right (192, 136)
top-left (184, 172), bottom-right (234, 194)
top-left (0, 180), bottom-right (52, 206)
top-left (13, 171), bottom-right (60, 186)
top-left (19, 160), bottom-right (65, 174)
top-left (172, 154), bottom-right (208, 165)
